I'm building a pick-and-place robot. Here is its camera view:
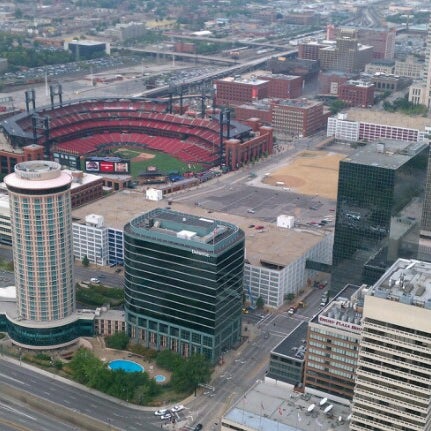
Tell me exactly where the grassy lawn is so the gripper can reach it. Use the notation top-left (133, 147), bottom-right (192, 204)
top-left (111, 148), bottom-right (201, 178)
top-left (76, 283), bottom-right (124, 307)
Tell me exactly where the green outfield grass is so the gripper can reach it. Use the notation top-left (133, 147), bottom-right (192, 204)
top-left (111, 148), bottom-right (202, 178)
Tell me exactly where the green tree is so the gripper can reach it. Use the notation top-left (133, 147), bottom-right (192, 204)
top-left (105, 332), bottom-right (130, 350)
top-left (329, 99), bottom-right (346, 115)
top-left (284, 293), bottom-right (295, 302)
top-left (156, 349), bottom-right (182, 371)
top-left (171, 354), bottom-right (212, 395)
top-left (82, 255), bottom-right (90, 267)
top-left (256, 296), bottom-right (265, 310)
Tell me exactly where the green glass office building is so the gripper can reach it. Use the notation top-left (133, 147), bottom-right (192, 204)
top-left (331, 141), bottom-right (428, 293)
top-left (124, 208), bottom-right (245, 363)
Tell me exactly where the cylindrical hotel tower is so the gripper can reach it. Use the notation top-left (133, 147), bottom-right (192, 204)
top-left (5, 161), bottom-right (75, 321)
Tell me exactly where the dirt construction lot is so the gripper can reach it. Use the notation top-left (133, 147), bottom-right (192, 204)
top-left (262, 150), bottom-right (345, 200)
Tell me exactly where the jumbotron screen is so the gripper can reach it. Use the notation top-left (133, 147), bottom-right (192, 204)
top-left (85, 157), bottom-right (130, 175)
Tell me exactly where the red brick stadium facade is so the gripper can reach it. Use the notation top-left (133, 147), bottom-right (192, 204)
top-left (0, 98), bottom-right (273, 173)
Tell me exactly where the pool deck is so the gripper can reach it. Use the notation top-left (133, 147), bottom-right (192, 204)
top-left (89, 337), bottom-right (171, 383)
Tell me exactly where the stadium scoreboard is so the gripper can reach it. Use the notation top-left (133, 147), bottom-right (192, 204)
top-left (85, 157), bottom-right (130, 174)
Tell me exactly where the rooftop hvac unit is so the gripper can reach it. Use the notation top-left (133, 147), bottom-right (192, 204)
top-left (307, 404), bottom-right (315, 414)
top-left (324, 404), bottom-right (333, 415)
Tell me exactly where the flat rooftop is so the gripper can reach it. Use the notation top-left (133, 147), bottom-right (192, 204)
top-left (271, 321), bottom-right (308, 359)
top-left (371, 258), bottom-right (431, 308)
top-left (341, 108), bottom-right (431, 130)
top-left (277, 98), bottom-right (322, 108)
top-left (222, 380), bottom-right (351, 431)
top-left (342, 140), bottom-right (427, 170)
top-left (259, 73), bottom-right (301, 81)
top-left (72, 191), bottom-right (330, 268)
top-left (220, 77), bottom-right (268, 86)
top-left (125, 208), bottom-right (241, 252)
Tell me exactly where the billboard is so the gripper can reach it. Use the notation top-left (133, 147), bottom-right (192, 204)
top-left (84, 157), bottom-right (130, 175)
top-left (53, 152), bottom-right (81, 170)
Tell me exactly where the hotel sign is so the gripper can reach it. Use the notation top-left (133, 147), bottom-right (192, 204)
top-left (318, 315), bottom-right (362, 333)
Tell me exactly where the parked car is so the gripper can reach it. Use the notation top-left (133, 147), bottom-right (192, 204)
top-left (161, 413), bottom-right (172, 420)
top-left (90, 277), bottom-right (100, 283)
top-left (171, 404), bottom-right (185, 412)
top-left (154, 409), bottom-right (168, 416)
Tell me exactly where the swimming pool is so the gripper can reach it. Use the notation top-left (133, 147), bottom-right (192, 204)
top-left (154, 374), bottom-right (166, 383)
top-left (108, 359), bottom-right (144, 373)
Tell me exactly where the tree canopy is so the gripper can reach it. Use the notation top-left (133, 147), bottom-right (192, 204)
top-left (171, 354), bottom-right (212, 395)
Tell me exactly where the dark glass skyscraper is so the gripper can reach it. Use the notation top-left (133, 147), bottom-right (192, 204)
top-left (331, 141), bottom-right (428, 292)
top-left (124, 208), bottom-right (245, 363)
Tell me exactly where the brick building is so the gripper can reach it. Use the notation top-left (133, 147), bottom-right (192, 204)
top-left (268, 57), bottom-right (320, 84)
top-left (214, 77), bottom-right (268, 106)
top-left (258, 74), bottom-right (303, 99)
top-left (272, 99), bottom-right (329, 137)
top-left (174, 41), bottom-right (196, 54)
top-left (338, 79), bottom-right (374, 108)
top-left (235, 100), bottom-right (273, 124)
top-left (225, 125), bottom-right (273, 169)
top-left (235, 98), bottom-right (328, 138)
top-left (318, 71), bottom-right (356, 96)
top-left (356, 27), bottom-right (396, 60)
top-left (0, 144), bottom-right (45, 178)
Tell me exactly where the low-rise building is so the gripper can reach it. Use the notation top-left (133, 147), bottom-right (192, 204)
top-left (338, 79), bottom-right (374, 108)
top-left (365, 59), bottom-right (395, 75)
top-left (221, 380), bottom-right (351, 431)
top-left (327, 109), bottom-right (431, 143)
top-left (318, 71), bottom-right (354, 96)
top-left (94, 307), bottom-right (126, 336)
top-left (72, 214), bottom-right (109, 266)
top-left (267, 321), bottom-right (308, 387)
top-left (370, 73), bottom-right (411, 93)
top-left (272, 99), bottom-right (329, 138)
top-left (71, 192), bottom-right (334, 308)
top-left (395, 55), bottom-right (424, 79)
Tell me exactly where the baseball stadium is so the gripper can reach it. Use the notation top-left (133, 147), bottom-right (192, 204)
top-left (0, 97), bottom-right (273, 180)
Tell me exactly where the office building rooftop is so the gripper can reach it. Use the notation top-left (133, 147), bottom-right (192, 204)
top-left (342, 140), bottom-right (427, 170)
top-left (371, 258), bottom-right (431, 308)
top-left (125, 208), bottom-right (243, 254)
